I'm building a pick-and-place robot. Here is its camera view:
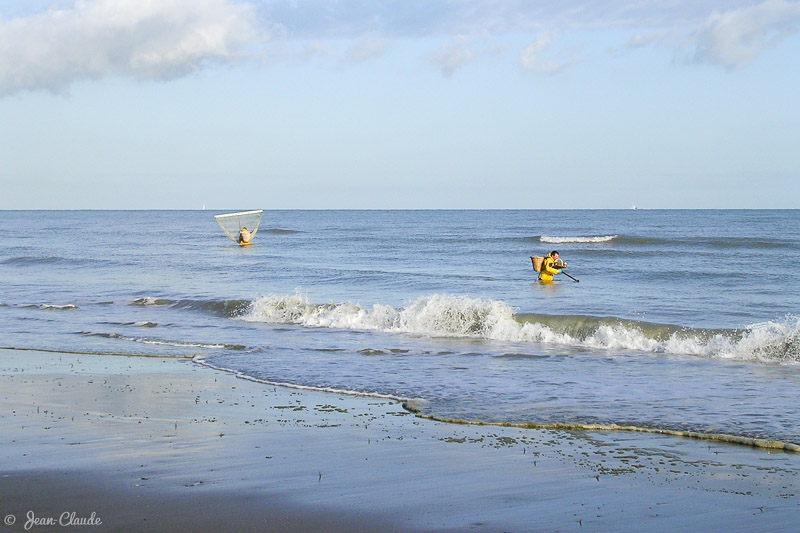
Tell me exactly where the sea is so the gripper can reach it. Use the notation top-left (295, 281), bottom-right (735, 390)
top-left (1, 209), bottom-right (799, 449)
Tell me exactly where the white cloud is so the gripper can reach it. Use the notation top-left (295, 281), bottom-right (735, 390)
top-left (626, 0), bottom-right (800, 69)
top-left (345, 33), bottom-right (388, 63)
top-left (691, 0), bottom-right (800, 69)
top-left (519, 33), bottom-right (577, 74)
top-left (430, 37), bottom-right (475, 76)
top-left (256, 1), bottom-right (756, 39)
top-left (0, 0), bottom-right (260, 96)
top-left (520, 33), bottom-right (552, 71)
top-left (3, 0), bottom-right (793, 95)
top-left (294, 41), bottom-right (332, 63)
top-left (627, 30), bottom-right (675, 49)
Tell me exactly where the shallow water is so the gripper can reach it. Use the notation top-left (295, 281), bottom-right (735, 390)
top-left (1, 209), bottom-right (799, 447)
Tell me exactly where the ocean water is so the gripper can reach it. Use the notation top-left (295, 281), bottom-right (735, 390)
top-left (2, 209), bottom-right (799, 448)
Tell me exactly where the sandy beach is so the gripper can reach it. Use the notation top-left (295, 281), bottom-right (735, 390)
top-left (1, 348), bottom-right (798, 532)
top-left (4, 0), bottom-right (800, 527)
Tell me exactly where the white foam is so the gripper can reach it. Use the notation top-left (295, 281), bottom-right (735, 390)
top-left (724, 317), bottom-right (800, 362)
top-left (135, 338), bottom-right (229, 349)
top-left (38, 304), bottom-right (78, 310)
top-left (540, 235), bottom-right (617, 243)
top-left (241, 293), bottom-right (800, 363)
top-left (131, 297), bottom-right (171, 306)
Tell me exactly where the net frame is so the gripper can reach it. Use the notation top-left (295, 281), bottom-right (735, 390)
top-left (214, 210), bottom-right (263, 243)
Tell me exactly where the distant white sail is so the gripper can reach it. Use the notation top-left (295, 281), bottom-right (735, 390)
top-left (214, 210), bottom-right (263, 244)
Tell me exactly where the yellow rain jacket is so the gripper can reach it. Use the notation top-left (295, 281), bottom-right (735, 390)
top-left (538, 254), bottom-right (561, 282)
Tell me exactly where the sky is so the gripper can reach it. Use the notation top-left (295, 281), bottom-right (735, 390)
top-left (1, 0), bottom-right (799, 209)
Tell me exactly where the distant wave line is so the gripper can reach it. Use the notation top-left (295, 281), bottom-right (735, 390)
top-left (263, 228), bottom-right (303, 234)
top-left (2, 256), bottom-right (96, 266)
top-left (536, 235), bottom-right (794, 248)
top-left (21, 303), bottom-right (79, 310)
top-left (540, 235), bottom-right (617, 243)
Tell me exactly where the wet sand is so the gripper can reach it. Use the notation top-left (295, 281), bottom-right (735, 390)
top-left (1, 348), bottom-right (799, 532)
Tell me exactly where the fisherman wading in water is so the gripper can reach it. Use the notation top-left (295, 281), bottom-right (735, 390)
top-left (538, 250), bottom-right (565, 283)
top-left (238, 227), bottom-right (252, 245)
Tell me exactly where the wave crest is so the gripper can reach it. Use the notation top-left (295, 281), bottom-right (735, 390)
top-left (540, 235), bottom-right (617, 243)
top-left (27, 303), bottom-right (79, 310)
top-left (243, 293), bottom-right (514, 338)
top-left (242, 293), bottom-right (800, 364)
top-left (131, 297), bottom-right (173, 306)
top-left (263, 228), bottom-right (302, 234)
top-left (129, 297), bottom-right (249, 317)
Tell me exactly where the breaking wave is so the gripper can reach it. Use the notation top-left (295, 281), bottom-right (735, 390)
top-left (131, 297), bottom-right (173, 306)
top-left (241, 293), bottom-right (800, 364)
top-left (101, 321), bottom-right (160, 328)
top-left (536, 235), bottom-right (791, 248)
top-left (130, 297), bottom-right (249, 317)
top-left (22, 303), bottom-right (79, 310)
top-left (540, 235), bottom-right (617, 243)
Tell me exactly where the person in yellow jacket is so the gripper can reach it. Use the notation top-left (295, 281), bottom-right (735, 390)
top-left (538, 250), bottom-right (564, 282)
top-left (238, 227), bottom-right (252, 245)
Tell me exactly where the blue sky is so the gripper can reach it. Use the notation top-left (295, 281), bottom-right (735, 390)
top-left (1, 0), bottom-right (799, 209)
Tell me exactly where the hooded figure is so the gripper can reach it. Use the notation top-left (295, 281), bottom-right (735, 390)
top-left (238, 227), bottom-right (252, 245)
top-left (538, 250), bottom-right (563, 282)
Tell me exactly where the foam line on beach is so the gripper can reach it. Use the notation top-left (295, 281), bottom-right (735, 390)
top-left (402, 405), bottom-right (800, 453)
top-left (194, 355), bottom-right (800, 453)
